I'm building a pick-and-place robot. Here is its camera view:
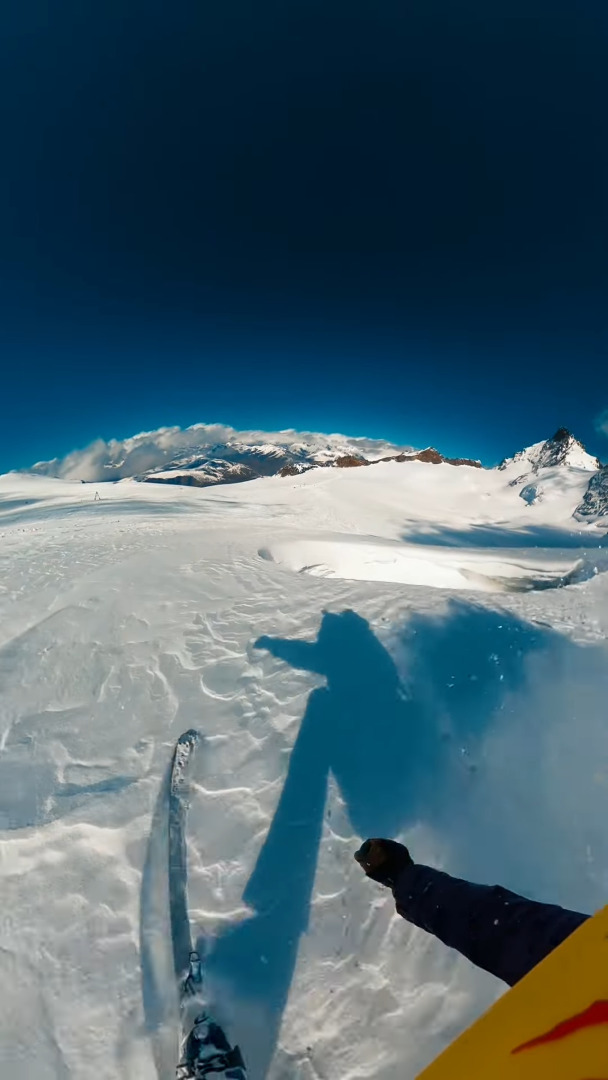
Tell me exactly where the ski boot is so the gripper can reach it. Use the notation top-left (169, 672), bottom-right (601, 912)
top-left (177, 1012), bottom-right (247, 1078)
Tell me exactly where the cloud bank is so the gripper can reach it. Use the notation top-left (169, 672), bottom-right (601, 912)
top-left (596, 410), bottom-right (608, 438)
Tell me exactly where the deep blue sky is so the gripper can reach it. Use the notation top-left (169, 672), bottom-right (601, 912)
top-left (1, 0), bottom-right (607, 471)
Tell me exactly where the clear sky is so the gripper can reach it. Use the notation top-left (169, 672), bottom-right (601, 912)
top-left (1, 0), bottom-right (607, 472)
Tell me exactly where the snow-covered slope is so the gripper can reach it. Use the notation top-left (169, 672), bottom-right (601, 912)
top-left (1, 440), bottom-right (607, 1080)
top-left (495, 428), bottom-right (604, 524)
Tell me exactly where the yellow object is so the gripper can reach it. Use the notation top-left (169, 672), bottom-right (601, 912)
top-left (417, 904), bottom-right (608, 1079)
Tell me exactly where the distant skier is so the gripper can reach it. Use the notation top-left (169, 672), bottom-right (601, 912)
top-left (354, 839), bottom-right (590, 986)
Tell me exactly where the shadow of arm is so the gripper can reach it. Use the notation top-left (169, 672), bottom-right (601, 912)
top-left (255, 636), bottom-right (321, 673)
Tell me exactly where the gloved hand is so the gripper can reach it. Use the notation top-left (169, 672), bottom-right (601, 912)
top-left (354, 838), bottom-right (413, 888)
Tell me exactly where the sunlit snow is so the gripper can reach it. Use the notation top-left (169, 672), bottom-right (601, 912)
top-left (0, 453), bottom-right (606, 1080)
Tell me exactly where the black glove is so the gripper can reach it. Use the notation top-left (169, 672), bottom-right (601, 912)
top-left (354, 838), bottom-right (413, 888)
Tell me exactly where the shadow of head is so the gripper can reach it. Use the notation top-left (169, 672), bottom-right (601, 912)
top-left (257, 608), bottom-right (398, 692)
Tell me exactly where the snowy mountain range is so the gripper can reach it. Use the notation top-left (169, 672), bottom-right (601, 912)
top-left (28, 424), bottom-right (417, 486)
top-left (24, 423), bottom-right (608, 524)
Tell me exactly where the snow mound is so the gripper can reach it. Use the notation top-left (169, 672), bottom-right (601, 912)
top-left (260, 537), bottom-right (585, 593)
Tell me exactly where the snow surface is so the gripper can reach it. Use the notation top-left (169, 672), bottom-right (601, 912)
top-left (1, 456), bottom-right (607, 1080)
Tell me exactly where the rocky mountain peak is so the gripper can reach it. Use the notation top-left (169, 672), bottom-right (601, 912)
top-left (537, 428), bottom-right (601, 470)
top-left (574, 465), bottom-right (608, 523)
top-left (500, 429), bottom-right (601, 474)
top-left (399, 448), bottom-right (482, 467)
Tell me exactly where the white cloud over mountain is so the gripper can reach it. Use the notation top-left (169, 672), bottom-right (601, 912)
top-left (27, 423), bottom-right (414, 482)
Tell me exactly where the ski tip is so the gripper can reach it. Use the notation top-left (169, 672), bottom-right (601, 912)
top-left (177, 729), bottom-right (200, 746)
top-left (170, 731), bottom-right (201, 795)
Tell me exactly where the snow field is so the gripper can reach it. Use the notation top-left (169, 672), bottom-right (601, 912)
top-left (0, 459), bottom-right (606, 1079)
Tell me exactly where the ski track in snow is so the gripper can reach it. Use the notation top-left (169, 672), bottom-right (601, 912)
top-left (0, 463), bottom-right (607, 1079)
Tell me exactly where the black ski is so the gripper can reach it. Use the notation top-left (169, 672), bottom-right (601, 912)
top-left (168, 729), bottom-right (200, 986)
top-left (169, 730), bottom-right (247, 1078)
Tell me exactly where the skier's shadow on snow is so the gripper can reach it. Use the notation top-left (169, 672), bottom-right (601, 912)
top-left (199, 603), bottom-right (551, 1079)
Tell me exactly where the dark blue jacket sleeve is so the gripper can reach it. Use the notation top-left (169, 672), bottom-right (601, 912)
top-left (392, 863), bottom-right (589, 986)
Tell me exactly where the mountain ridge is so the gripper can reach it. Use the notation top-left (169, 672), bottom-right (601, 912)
top-left (17, 423), bottom-right (608, 523)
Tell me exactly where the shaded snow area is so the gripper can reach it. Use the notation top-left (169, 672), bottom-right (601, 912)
top-left (0, 460), bottom-right (607, 1080)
